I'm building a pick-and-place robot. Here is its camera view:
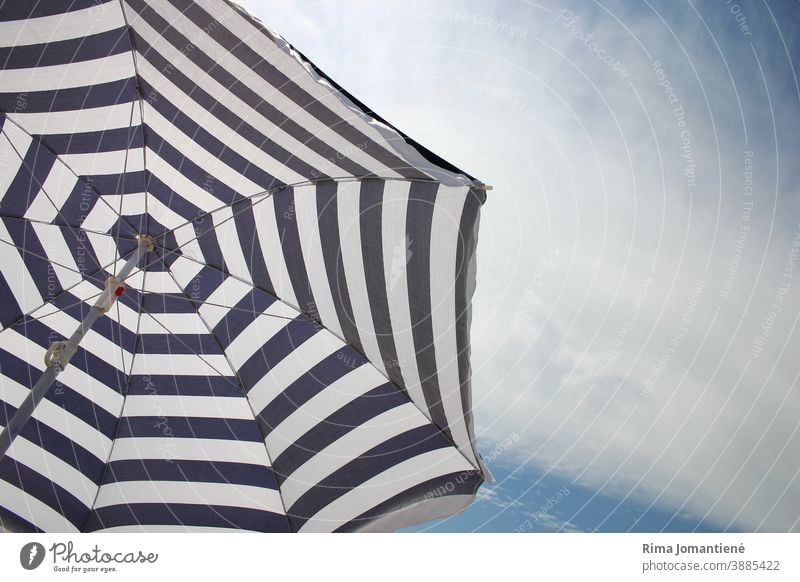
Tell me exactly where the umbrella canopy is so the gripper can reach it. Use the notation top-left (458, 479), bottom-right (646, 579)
top-left (0, 0), bottom-right (488, 532)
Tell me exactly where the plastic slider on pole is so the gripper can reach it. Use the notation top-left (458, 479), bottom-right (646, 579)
top-left (94, 276), bottom-right (126, 314)
top-left (43, 340), bottom-right (77, 370)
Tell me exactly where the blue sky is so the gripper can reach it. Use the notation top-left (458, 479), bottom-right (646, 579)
top-left (236, 0), bottom-right (800, 532)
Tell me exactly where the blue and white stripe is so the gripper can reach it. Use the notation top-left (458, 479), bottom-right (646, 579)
top-left (0, 0), bottom-right (486, 533)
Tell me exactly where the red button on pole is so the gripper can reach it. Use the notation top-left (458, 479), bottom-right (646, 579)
top-left (115, 286), bottom-right (125, 296)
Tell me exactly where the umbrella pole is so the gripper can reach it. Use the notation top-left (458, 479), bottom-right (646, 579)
top-left (0, 235), bottom-right (153, 460)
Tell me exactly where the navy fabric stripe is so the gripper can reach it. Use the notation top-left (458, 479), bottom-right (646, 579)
top-left (0, 27), bottom-right (130, 70)
top-left (126, 0), bottom-right (371, 178)
top-left (232, 199), bottom-right (274, 293)
top-left (0, 507), bottom-right (39, 532)
top-left (104, 459), bottom-right (279, 489)
top-left (131, 34), bottom-right (322, 181)
top-left (141, 292), bottom-right (198, 313)
top-left (405, 182), bottom-right (450, 437)
top-left (287, 424), bottom-right (452, 529)
top-left (0, 457), bottom-right (89, 527)
top-left (190, 231), bottom-right (227, 280)
top-left (3, 217), bottom-right (60, 300)
top-left (169, 0), bottom-right (431, 181)
top-left (359, 180), bottom-right (405, 384)
top-left (126, 374), bottom-right (241, 397)
top-left (86, 503), bottom-right (291, 532)
top-left (237, 317), bottom-right (317, 391)
top-left (0, 132), bottom-right (56, 218)
top-left (43, 125), bottom-right (143, 156)
top-left (212, 289), bottom-right (276, 349)
top-left (334, 470), bottom-right (482, 532)
top-left (145, 172), bottom-right (203, 221)
top-left (272, 382), bottom-right (406, 482)
top-left (315, 181), bottom-right (362, 353)
top-left (259, 350), bottom-right (366, 435)
top-left (116, 416), bottom-right (263, 441)
top-left (273, 190), bottom-right (316, 315)
top-left (0, 272), bottom-right (22, 328)
top-left (0, 0), bottom-right (113, 21)
top-left (0, 78), bottom-right (136, 114)
top-left (135, 332), bottom-right (222, 355)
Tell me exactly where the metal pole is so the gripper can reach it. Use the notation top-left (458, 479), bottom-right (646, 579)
top-left (0, 236), bottom-right (152, 459)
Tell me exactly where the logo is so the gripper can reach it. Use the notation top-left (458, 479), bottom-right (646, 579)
top-left (20, 542), bottom-right (45, 570)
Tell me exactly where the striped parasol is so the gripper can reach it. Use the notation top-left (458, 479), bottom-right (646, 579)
top-left (0, 0), bottom-right (489, 532)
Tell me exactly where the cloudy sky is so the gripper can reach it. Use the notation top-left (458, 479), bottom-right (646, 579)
top-left (236, 0), bottom-right (800, 532)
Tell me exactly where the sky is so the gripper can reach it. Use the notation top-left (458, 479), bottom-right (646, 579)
top-left (234, 0), bottom-right (800, 532)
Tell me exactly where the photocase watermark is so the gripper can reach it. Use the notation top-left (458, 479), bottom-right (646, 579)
top-left (511, 247), bottom-right (560, 332)
top-left (555, 10), bottom-right (629, 78)
top-left (595, 275), bottom-right (654, 377)
top-left (514, 486), bottom-right (571, 532)
top-left (389, 234), bottom-right (413, 291)
top-left (397, 8), bottom-right (528, 39)
top-left (724, 0), bottom-right (752, 37)
top-left (720, 150), bottom-right (754, 300)
top-left (142, 375), bottom-right (177, 462)
top-left (458, 78), bottom-right (573, 172)
top-left (640, 279), bottom-right (706, 398)
top-left (652, 60), bottom-right (697, 193)
top-left (749, 223), bottom-right (800, 359)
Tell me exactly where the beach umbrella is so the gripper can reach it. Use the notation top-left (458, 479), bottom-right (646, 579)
top-left (0, 0), bottom-right (489, 532)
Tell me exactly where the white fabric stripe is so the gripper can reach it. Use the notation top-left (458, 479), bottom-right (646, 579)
top-left (0, 125), bottom-right (32, 199)
top-left (299, 447), bottom-right (473, 532)
top-left (0, 221), bottom-right (43, 316)
top-left (23, 161), bottom-right (78, 224)
top-left (198, 276), bottom-right (252, 329)
top-left (266, 363), bottom-right (388, 459)
top-left (138, 0), bottom-right (403, 180)
top-left (60, 148), bottom-right (145, 177)
top-left (212, 207), bottom-right (252, 284)
top-left (122, 395), bottom-right (254, 420)
top-left (0, 481), bottom-right (79, 532)
top-left (0, 52), bottom-right (132, 92)
top-left (336, 182), bottom-right (385, 374)
top-left (429, 188), bottom-right (475, 464)
top-left (225, 301), bottom-right (297, 370)
top-left (293, 185), bottom-right (343, 339)
top-left (9, 103), bottom-right (139, 136)
top-left (247, 330), bottom-right (344, 413)
top-left (144, 106), bottom-right (264, 197)
top-left (30, 223), bottom-right (84, 291)
top-left (94, 481), bottom-right (283, 513)
top-left (171, 223), bottom-right (205, 265)
top-left (381, 180), bottom-right (428, 412)
top-left (0, 3), bottom-right (124, 48)
top-left (1, 379), bottom-right (111, 463)
top-left (110, 437), bottom-right (270, 465)
top-left (165, 255), bottom-right (205, 292)
top-left (280, 403), bottom-right (427, 509)
top-left (5, 436), bottom-right (99, 507)
top-left (128, 6), bottom-right (346, 181)
top-left (136, 58), bottom-right (306, 186)
top-left (130, 354), bottom-right (231, 377)
top-left (253, 198), bottom-right (298, 309)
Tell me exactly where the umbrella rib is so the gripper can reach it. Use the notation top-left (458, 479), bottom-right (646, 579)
top-left (0, 117), bottom-right (141, 240)
top-left (0, 214), bottom-right (138, 241)
top-left (161, 260), bottom-right (293, 528)
top-left (112, 99), bottom-right (139, 277)
top-left (158, 293), bottom-right (297, 322)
